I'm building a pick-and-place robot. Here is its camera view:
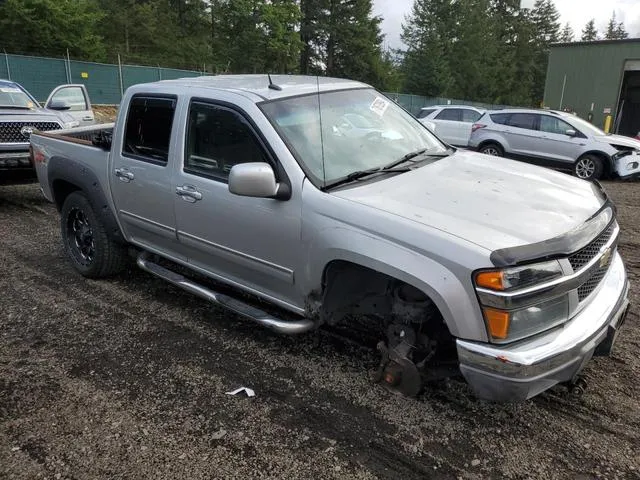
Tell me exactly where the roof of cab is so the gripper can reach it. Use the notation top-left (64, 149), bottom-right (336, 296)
top-left (150, 74), bottom-right (371, 102)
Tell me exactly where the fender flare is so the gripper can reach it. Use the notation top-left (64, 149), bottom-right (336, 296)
top-left (48, 156), bottom-right (126, 245)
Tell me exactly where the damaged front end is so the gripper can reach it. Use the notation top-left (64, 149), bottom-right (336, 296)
top-left (613, 149), bottom-right (640, 180)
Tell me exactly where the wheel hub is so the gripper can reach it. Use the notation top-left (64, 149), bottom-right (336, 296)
top-left (576, 158), bottom-right (595, 179)
top-left (68, 209), bottom-right (95, 262)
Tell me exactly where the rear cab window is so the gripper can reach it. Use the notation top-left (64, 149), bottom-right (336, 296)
top-left (506, 113), bottom-right (537, 130)
top-left (462, 109), bottom-right (482, 122)
top-left (490, 113), bottom-right (509, 125)
top-left (122, 95), bottom-right (177, 165)
top-left (435, 108), bottom-right (463, 121)
top-left (417, 108), bottom-right (436, 119)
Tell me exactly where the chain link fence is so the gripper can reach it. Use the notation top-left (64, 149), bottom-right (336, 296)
top-left (2, 52), bottom-right (517, 112)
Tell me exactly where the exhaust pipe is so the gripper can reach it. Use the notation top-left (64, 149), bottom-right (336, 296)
top-left (136, 252), bottom-right (315, 335)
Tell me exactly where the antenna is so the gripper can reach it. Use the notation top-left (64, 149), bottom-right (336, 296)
top-left (267, 73), bottom-right (282, 91)
top-left (316, 75), bottom-right (326, 184)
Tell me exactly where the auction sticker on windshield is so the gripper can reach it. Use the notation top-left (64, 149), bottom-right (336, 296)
top-left (370, 96), bottom-right (390, 117)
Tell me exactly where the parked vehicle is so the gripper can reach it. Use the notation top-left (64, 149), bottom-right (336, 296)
top-left (31, 75), bottom-right (629, 402)
top-left (468, 108), bottom-right (640, 181)
top-left (417, 105), bottom-right (484, 146)
top-left (0, 80), bottom-right (94, 184)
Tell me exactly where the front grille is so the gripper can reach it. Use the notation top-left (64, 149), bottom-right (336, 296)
top-left (577, 262), bottom-right (611, 301)
top-left (0, 121), bottom-right (61, 143)
top-left (568, 223), bottom-right (615, 271)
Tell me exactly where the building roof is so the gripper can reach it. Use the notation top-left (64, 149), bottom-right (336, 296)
top-left (551, 38), bottom-right (640, 48)
top-left (155, 74), bottom-right (370, 101)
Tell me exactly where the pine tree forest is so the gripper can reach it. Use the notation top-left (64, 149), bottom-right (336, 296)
top-left (0, 0), bottom-right (632, 107)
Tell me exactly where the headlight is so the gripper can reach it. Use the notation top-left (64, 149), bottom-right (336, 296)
top-left (63, 121), bottom-right (80, 128)
top-left (474, 260), bottom-right (567, 343)
top-left (482, 295), bottom-right (569, 343)
top-left (475, 260), bottom-right (563, 291)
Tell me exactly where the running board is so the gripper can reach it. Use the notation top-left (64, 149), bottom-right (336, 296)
top-left (136, 252), bottom-right (315, 335)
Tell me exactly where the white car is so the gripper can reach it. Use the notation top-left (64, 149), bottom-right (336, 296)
top-left (417, 105), bottom-right (484, 146)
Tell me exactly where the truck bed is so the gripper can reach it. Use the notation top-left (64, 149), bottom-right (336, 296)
top-left (30, 123), bottom-right (115, 204)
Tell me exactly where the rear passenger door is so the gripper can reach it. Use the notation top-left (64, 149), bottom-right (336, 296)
top-left (503, 113), bottom-right (540, 159)
top-left (110, 95), bottom-right (183, 258)
top-left (432, 108), bottom-right (462, 145)
top-left (172, 98), bottom-right (302, 307)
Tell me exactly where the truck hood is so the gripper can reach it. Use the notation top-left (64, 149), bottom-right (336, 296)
top-left (594, 134), bottom-right (640, 150)
top-left (0, 107), bottom-right (72, 123)
top-left (332, 150), bottom-right (606, 252)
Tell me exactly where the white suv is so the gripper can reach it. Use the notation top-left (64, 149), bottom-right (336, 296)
top-left (417, 105), bottom-right (484, 146)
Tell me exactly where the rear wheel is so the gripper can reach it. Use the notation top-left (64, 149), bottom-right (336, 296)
top-left (480, 142), bottom-right (503, 157)
top-left (574, 155), bottom-right (604, 181)
top-left (61, 191), bottom-right (127, 278)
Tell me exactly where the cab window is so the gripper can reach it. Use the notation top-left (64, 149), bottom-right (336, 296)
top-left (122, 95), bottom-right (176, 165)
top-left (185, 101), bottom-right (268, 181)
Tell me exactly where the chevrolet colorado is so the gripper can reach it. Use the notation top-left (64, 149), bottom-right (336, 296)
top-left (30, 75), bottom-right (630, 402)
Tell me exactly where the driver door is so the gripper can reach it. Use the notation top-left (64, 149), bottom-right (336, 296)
top-left (45, 85), bottom-right (95, 125)
top-left (173, 98), bottom-right (303, 307)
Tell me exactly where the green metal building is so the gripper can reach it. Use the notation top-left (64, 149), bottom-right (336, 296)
top-left (544, 39), bottom-right (640, 137)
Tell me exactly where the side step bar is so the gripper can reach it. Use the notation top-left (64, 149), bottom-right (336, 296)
top-left (136, 252), bottom-right (315, 335)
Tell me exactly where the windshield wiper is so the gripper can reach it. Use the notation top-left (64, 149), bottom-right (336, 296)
top-left (323, 167), bottom-right (411, 191)
top-left (0, 105), bottom-right (31, 110)
top-left (383, 148), bottom-right (453, 170)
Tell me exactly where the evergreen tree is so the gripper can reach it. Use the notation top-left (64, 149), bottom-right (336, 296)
top-left (400, 0), bottom-right (454, 97)
top-left (616, 22), bottom-right (629, 39)
top-left (605, 12), bottom-right (618, 39)
top-left (530, 0), bottom-right (560, 106)
top-left (0, 0), bottom-right (106, 60)
top-left (605, 13), bottom-right (630, 40)
top-left (559, 23), bottom-right (574, 43)
top-left (581, 19), bottom-right (598, 41)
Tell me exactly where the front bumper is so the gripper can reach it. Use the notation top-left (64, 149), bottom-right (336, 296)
top-left (457, 253), bottom-right (629, 402)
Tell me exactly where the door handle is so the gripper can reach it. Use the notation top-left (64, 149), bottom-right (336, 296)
top-left (82, 115), bottom-right (94, 121)
top-left (176, 185), bottom-right (202, 202)
top-left (114, 168), bottom-right (134, 182)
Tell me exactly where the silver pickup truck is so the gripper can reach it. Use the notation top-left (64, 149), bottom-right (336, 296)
top-left (31, 75), bottom-right (630, 402)
top-left (1, 80), bottom-right (94, 184)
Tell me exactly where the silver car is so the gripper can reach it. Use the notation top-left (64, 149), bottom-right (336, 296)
top-left (468, 108), bottom-right (640, 181)
top-left (417, 105), bottom-right (484, 147)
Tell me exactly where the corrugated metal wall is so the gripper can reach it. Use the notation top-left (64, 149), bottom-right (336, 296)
top-left (544, 40), bottom-right (640, 130)
top-left (0, 53), bottom-right (203, 104)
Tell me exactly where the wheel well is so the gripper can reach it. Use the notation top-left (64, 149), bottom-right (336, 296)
top-left (320, 261), bottom-right (450, 329)
top-left (578, 151), bottom-right (612, 177)
top-left (52, 179), bottom-right (81, 211)
top-left (478, 140), bottom-right (503, 151)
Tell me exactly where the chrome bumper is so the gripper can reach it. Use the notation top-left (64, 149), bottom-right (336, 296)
top-left (457, 253), bottom-right (629, 402)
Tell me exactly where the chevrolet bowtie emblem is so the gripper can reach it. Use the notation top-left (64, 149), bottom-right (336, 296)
top-left (599, 247), bottom-right (612, 269)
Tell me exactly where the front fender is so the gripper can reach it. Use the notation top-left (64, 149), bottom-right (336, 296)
top-left (303, 226), bottom-right (489, 342)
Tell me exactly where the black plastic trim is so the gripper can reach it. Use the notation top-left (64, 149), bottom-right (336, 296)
top-left (490, 199), bottom-right (615, 267)
top-left (47, 156), bottom-right (126, 245)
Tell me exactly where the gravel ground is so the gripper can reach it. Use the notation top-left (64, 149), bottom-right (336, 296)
top-left (1, 181), bottom-right (639, 480)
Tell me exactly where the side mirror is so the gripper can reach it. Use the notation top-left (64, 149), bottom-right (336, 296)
top-left (228, 162), bottom-right (290, 200)
top-left (566, 129), bottom-right (577, 137)
top-left (48, 100), bottom-right (71, 111)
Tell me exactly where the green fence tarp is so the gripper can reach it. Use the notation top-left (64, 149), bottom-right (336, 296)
top-left (1, 53), bottom-right (205, 104)
top-left (1, 53), bottom-right (517, 111)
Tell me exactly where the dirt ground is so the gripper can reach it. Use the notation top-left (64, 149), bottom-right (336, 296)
top-left (0, 180), bottom-right (639, 480)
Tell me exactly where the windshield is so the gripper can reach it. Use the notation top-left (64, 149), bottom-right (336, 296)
top-left (260, 88), bottom-right (446, 186)
top-left (566, 114), bottom-right (605, 136)
top-left (0, 85), bottom-right (36, 108)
